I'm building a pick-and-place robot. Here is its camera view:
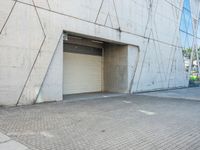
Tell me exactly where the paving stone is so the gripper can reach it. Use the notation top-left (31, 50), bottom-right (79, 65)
top-left (0, 95), bottom-right (200, 150)
top-left (139, 87), bottom-right (200, 101)
top-left (0, 132), bottom-right (10, 143)
top-left (0, 140), bottom-right (28, 150)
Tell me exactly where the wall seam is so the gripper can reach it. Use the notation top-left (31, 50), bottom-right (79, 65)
top-left (11, 0), bottom-right (185, 49)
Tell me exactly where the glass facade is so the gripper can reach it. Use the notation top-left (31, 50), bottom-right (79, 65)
top-left (180, 0), bottom-right (200, 86)
top-left (180, 0), bottom-right (193, 62)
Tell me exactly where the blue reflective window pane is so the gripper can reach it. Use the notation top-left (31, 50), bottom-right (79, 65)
top-left (179, 0), bottom-right (193, 52)
top-left (183, 9), bottom-right (190, 29)
top-left (180, 12), bottom-right (187, 31)
top-left (197, 20), bottom-right (200, 38)
top-left (187, 35), bottom-right (193, 48)
top-left (184, 35), bottom-right (189, 48)
top-left (187, 18), bottom-right (193, 35)
top-left (197, 39), bottom-right (200, 47)
top-left (180, 31), bottom-right (187, 47)
top-left (183, 0), bottom-right (190, 10)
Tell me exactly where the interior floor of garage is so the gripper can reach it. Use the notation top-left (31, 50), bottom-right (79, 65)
top-left (63, 92), bottom-right (126, 102)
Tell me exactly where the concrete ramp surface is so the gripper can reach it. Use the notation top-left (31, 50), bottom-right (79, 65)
top-left (138, 87), bottom-right (200, 101)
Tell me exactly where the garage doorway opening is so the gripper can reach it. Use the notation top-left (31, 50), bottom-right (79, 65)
top-left (63, 34), bottom-right (104, 96)
top-left (63, 33), bottom-right (139, 99)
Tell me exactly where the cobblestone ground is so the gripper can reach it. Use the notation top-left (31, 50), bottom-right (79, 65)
top-left (0, 95), bottom-right (200, 150)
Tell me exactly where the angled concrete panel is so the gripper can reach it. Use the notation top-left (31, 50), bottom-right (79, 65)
top-left (0, 2), bottom-right (45, 106)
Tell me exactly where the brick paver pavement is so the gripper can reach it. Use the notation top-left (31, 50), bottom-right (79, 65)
top-left (0, 95), bottom-right (200, 150)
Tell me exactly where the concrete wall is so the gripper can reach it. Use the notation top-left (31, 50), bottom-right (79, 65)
top-left (104, 44), bottom-right (139, 93)
top-left (104, 44), bottom-right (129, 93)
top-left (37, 36), bottom-right (63, 103)
top-left (128, 46), bottom-right (139, 93)
top-left (0, 0), bottom-right (197, 106)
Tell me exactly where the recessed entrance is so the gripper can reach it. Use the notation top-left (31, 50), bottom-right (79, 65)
top-left (63, 33), bottom-right (139, 97)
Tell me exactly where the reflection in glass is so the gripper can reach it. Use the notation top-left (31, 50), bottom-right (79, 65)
top-left (180, 0), bottom-right (200, 86)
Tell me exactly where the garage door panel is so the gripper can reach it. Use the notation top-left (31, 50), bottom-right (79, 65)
top-left (63, 52), bottom-right (102, 95)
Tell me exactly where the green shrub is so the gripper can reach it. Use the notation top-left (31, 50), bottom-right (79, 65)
top-left (190, 76), bottom-right (198, 81)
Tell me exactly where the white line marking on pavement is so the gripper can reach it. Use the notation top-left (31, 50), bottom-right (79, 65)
top-left (122, 101), bottom-right (132, 104)
top-left (139, 110), bottom-right (156, 115)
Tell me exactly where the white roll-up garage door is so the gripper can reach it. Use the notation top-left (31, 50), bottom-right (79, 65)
top-left (63, 44), bottom-right (103, 95)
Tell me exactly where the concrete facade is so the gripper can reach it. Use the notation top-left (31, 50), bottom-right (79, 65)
top-left (104, 45), bottom-right (139, 93)
top-left (104, 45), bottom-right (129, 93)
top-left (0, 0), bottom-right (199, 106)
